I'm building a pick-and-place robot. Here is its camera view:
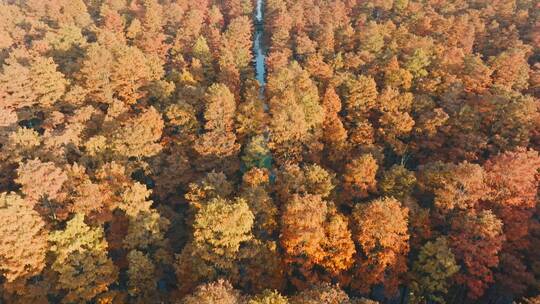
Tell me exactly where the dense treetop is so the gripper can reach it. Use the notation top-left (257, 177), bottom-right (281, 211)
top-left (0, 0), bottom-right (539, 303)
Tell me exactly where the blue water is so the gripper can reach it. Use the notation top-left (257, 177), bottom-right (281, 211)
top-left (256, 0), bottom-right (263, 22)
top-left (254, 0), bottom-right (266, 92)
top-left (254, 31), bottom-right (265, 87)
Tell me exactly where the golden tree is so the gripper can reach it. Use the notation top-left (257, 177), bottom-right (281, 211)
top-left (49, 213), bottom-right (118, 303)
top-left (194, 83), bottom-right (240, 159)
top-left (0, 192), bottom-right (47, 284)
top-left (351, 197), bottom-right (409, 296)
top-left (343, 154), bottom-right (379, 200)
top-left (110, 106), bottom-right (164, 158)
top-left (281, 194), bottom-right (355, 288)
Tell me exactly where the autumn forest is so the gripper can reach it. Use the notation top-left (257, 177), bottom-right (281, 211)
top-left (0, 0), bottom-right (540, 303)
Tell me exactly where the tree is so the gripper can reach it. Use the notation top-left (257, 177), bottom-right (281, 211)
top-left (417, 161), bottom-right (487, 214)
top-left (16, 158), bottom-right (67, 205)
top-left (57, 163), bottom-right (108, 221)
top-left (321, 86), bottom-right (347, 148)
top-left (383, 56), bottom-right (413, 90)
top-left (345, 75), bottom-right (378, 122)
top-left (266, 62), bottom-right (322, 164)
top-left (242, 135), bottom-right (272, 171)
top-left (110, 106), bottom-right (164, 158)
top-left (3, 127), bottom-right (41, 162)
top-left (318, 207), bottom-right (356, 278)
top-left (281, 194), bottom-right (355, 288)
top-left (484, 148), bottom-right (540, 294)
top-left (182, 280), bottom-right (243, 304)
top-left (78, 43), bottom-right (114, 104)
top-left (223, 0), bottom-right (252, 20)
top-left (127, 250), bottom-right (156, 300)
top-left (0, 55), bottom-right (34, 109)
top-left (49, 213), bottom-right (118, 303)
top-left (290, 283), bottom-right (351, 304)
top-left (29, 57), bottom-right (68, 107)
top-left (351, 197), bottom-right (409, 296)
top-left (280, 193), bottom-right (326, 286)
top-left (192, 36), bottom-right (214, 76)
top-left (379, 165), bottom-right (416, 200)
top-left (110, 45), bottom-right (160, 104)
top-left (185, 171), bottom-right (234, 211)
top-left (249, 290), bottom-right (289, 304)
top-left (237, 240), bottom-right (286, 294)
top-left (240, 168), bottom-right (278, 238)
top-left (489, 46), bottom-right (531, 92)
top-left (194, 83), bottom-right (240, 159)
top-left (275, 164), bottom-right (335, 203)
top-left (343, 154), bottom-right (378, 200)
top-left (131, 0), bottom-right (169, 59)
top-left (409, 237), bottom-right (460, 304)
top-left (0, 192), bottom-right (47, 284)
top-left (220, 16), bottom-right (253, 71)
top-left (449, 210), bottom-right (504, 299)
top-left (375, 88), bottom-right (415, 154)
top-left (192, 197), bottom-right (253, 265)
top-left (460, 54), bottom-right (493, 94)
top-left (176, 197), bottom-right (254, 293)
top-left (484, 148), bottom-right (540, 210)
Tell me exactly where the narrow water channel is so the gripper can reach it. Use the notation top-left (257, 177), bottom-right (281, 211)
top-left (253, 0), bottom-right (266, 96)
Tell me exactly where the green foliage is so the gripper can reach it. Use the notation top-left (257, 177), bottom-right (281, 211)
top-left (409, 237), bottom-right (460, 304)
top-left (379, 165), bottom-right (417, 200)
top-left (242, 135), bottom-right (272, 170)
top-left (250, 290), bottom-right (289, 304)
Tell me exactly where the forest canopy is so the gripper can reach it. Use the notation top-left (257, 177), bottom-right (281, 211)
top-left (0, 0), bottom-right (539, 303)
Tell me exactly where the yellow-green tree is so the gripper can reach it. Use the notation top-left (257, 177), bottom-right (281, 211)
top-left (176, 197), bottom-right (254, 293)
top-left (249, 290), bottom-right (289, 304)
top-left (127, 249), bottom-right (157, 300)
top-left (290, 283), bottom-right (351, 304)
top-left (49, 213), bottom-right (118, 303)
top-left (409, 237), bottom-right (460, 304)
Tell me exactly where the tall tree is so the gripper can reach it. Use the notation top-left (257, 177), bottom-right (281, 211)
top-left (183, 280), bottom-right (243, 304)
top-left (351, 197), bottom-right (409, 296)
top-left (343, 154), bottom-right (379, 200)
top-left (449, 210), bottom-right (504, 299)
top-left (0, 192), bottom-right (47, 286)
top-left (175, 197), bottom-right (254, 293)
top-left (484, 148), bottom-right (540, 295)
top-left (281, 194), bottom-right (355, 288)
top-left (110, 106), bottom-right (164, 158)
top-left (194, 83), bottom-right (240, 160)
top-left (409, 237), bottom-right (460, 304)
top-left (29, 56), bottom-right (68, 107)
top-left (49, 213), bottom-right (118, 303)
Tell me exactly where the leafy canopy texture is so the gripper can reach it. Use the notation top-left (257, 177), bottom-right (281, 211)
top-left (0, 0), bottom-right (539, 303)
top-left (49, 213), bottom-right (118, 303)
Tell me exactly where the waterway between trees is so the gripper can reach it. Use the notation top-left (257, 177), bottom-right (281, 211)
top-left (253, 0), bottom-right (266, 96)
